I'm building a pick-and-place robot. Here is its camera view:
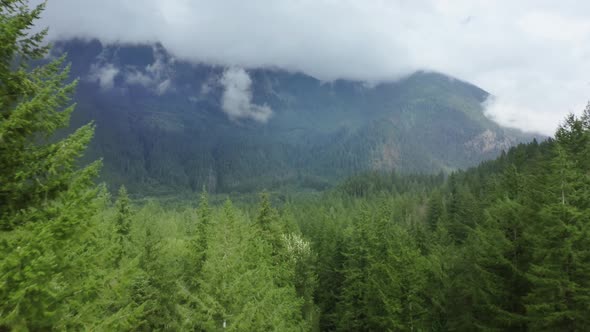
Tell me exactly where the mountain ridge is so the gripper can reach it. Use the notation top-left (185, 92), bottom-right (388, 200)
top-left (54, 39), bottom-right (542, 194)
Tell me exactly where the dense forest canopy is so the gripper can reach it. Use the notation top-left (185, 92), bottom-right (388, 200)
top-left (1, 1), bottom-right (590, 331)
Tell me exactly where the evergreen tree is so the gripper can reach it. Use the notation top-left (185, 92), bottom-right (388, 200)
top-left (526, 122), bottom-right (590, 331)
top-left (194, 199), bottom-right (307, 331)
top-left (257, 192), bottom-right (280, 232)
top-left (426, 189), bottom-right (447, 231)
top-left (369, 224), bottom-right (430, 331)
top-left (113, 185), bottom-right (131, 266)
top-left (196, 186), bottom-right (211, 262)
top-left (423, 225), bottom-right (455, 332)
top-left (451, 198), bottom-right (530, 331)
top-left (282, 232), bottom-right (318, 325)
top-left (114, 185), bottom-right (131, 238)
top-left (183, 187), bottom-right (211, 290)
top-left (134, 212), bottom-right (182, 330)
top-left (256, 191), bottom-right (285, 255)
top-left (336, 205), bottom-right (373, 331)
top-left (0, 1), bottom-right (100, 230)
top-left (446, 176), bottom-right (480, 244)
top-left (450, 165), bottom-right (531, 331)
top-left (0, 1), bottom-right (100, 329)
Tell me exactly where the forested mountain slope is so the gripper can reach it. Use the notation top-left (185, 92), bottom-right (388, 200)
top-left (56, 40), bottom-right (539, 194)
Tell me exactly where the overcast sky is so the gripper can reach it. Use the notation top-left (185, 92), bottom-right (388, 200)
top-left (33, 0), bottom-right (590, 135)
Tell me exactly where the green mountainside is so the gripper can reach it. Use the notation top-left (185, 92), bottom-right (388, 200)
top-left (58, 40), bottom-right (539, 194)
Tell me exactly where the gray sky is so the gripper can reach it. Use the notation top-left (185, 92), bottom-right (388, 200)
top-left (34, 0), bottom-right (590, 135)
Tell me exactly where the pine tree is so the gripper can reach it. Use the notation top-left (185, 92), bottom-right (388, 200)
top-left (526, 122), bottom-right (590, 331)
top-left (0, 1), bottom-right (101, 329)
top-left (133, 207), bottom-right (182, 330)
top-left (184, 187), bottom-right (211, 289)
top-left (426, 189), bottom-right (446, 231)
top-left (423, 224), bottom-right (455, 332)
top-left (312, 202), bottom-right (348, 331)
top-left (369, 224), bottom-right (430, 331)
top-left (194, 199), bottom-right (307, 331)
top-left (256, 191), bottom-right (283, 253)
top-left (336, 204), bottom-right (373, 331)
top-left (196, 186), bottom-right (211, 261)
top-left (452, 198), bottom-right (530, 331)
top-left (114, 185), bottom-right (131, 237)
top-left (0, 1), bottom-right (100, 230)
top-left (113, 185), bottom-right (131, 267)
top-left (282, 232), bottom-right (318, 327)
top-left (446, 176), bottom-right (480, 244)
top-left (257, 192), bottom-right (278, 231)
top-left (454, 166), bottom-right (531, 331)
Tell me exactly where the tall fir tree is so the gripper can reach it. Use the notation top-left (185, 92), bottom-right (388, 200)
top-left (336, 204), bottom-right (373, 331)
top-left (0, 1), bottom-right (101, 329)
top-left (256, 191), bottom-right (284, 255)
top-left (526, 118), bottom-right (590, 331)
top-left (114, 185), bottom-right (131, 238)
top-left (184, 186), bottom-right (211, 290)
top-left (196, 186), bottom-right (211, 262)
top-left (113, 185), bottom-right (131, 267)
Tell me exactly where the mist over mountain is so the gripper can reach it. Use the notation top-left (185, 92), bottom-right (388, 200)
top-left (58, 39), bottom-right (540, 193)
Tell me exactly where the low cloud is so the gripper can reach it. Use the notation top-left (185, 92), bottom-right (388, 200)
top-left (219, 68), bottom-right (272, 123)
top-left (88, 63), bottom-right (119, 90)
top-left (124, 46), bottom-right (174, 95)
top-left (34, 0), bottom-right (590, 134)
top-left (125, 71), bottom-right (152, 86)
top-left (155, 79), bottom-right (172, 96)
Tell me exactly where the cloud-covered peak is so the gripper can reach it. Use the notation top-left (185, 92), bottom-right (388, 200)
top-left (33, 0), bottom-right (590, 135)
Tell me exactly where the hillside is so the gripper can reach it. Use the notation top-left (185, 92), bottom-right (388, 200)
top-left (57, 40), bottom-right (539, 193)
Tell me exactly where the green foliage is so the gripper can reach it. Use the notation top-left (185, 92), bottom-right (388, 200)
top-left (180, 199), bottom-right (309, 331)
top-left (114, 185), bottom-right (131, 237)
top-left (524, 115), bottom-right (590, 331)
top-left (0, 1), bottom-right (100, 231)
top-left (290, 106), bottom-right (590, 331)
top-left (0, 1), bottom-right (101, 329)
top-left (2, 5), bottom-right (588, 329)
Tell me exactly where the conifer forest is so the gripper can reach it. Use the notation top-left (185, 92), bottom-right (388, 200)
top-left (1, 1), bottom-right (590, 331)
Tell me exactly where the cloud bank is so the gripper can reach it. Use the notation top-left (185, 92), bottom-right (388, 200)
top-left (33, 0), bottom-right (590, 135)
top-left (219, 68), bottom-right (272, 123)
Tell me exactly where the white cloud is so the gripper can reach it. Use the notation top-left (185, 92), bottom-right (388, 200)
top-left (124, 46), bottom-right (174, 94)
top-left (33, 0), bottom-right (590, 135)
top-left (155, 79), bottom-right (172, 96)
top-left (125, 71), bottom-right (152, 86)
top-left (219, 67), bottom-right (272, 123)
top-left (88, 63), bottom-right (119, 90)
